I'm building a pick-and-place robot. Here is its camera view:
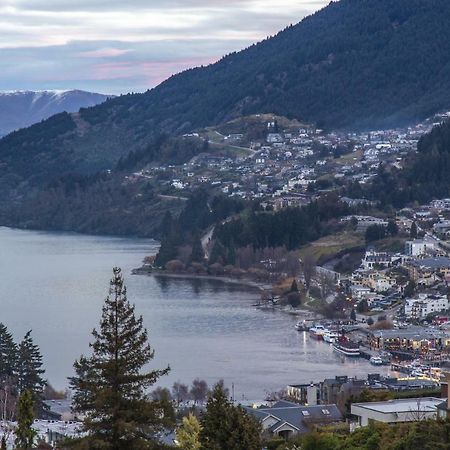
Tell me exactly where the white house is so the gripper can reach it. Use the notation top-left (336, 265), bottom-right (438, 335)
top-left (351, 397), bottom-right (442, 427)
top-left (404, 294), bottom-right (450, 319)
top-left (405, 239), bottom-right (435, 257)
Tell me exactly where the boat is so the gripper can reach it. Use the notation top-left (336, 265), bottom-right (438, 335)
top-left (323, 331), bottom-right (339, 343)
top-left (333, 337), bottom-right (360, 357)
top-left (295, 321), bottom-right (309, 332)
top-left (370, 356), bottom-right (384, 365)
top-left (309, 325), bottom-right (327, 340)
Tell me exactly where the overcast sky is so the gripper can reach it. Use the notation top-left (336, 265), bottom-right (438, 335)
top-left (0, 0), bottom-right (328, 94)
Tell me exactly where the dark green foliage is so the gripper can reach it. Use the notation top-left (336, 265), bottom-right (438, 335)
top-left (365, 225), bottom-right (386, 243)
top-left (387, 220), bottom-right (398, 236)
top-left (190, 236), bottom-right (205, 263)
top-left (287, 420), bottom-right (450, 450)
top-left (290, 279), bottom-right (299, 292)
top-left (287, 291), bottom-right (301, 308)
top-left (0, 436), bottom-right (6, 450)
top-left (0, 323), bottom-right (17, 379)
top-left (214, 193), bottom-right (349, 252)
top-left (199, 383), bottom-right (261, 450)
top-left (367, 317), bottom-right (374, 326)
top-left (404, 281), bottom-right (416, 298)
top-left (69, 268), bottom-right (170, 449)
top-left (350, 308), bottom-right (357, 321)
top-left (16, 331), bottom-right (46, 401)
top-left (15, 390), bottom-right (36, 450)
top-left (360, 120), bottom-right (450, 208)
top-left (357, 299), bottom-right (369, 314)
top-left (410, 222), bottom-right (418, 239)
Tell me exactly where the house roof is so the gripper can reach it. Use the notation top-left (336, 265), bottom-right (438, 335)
top-left (244, 400), bottom-right (342, 435)
top-left (352, 397), bottom-right (442, 414)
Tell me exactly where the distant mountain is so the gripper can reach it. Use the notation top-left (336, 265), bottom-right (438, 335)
top-left (0, 90), bottom-right (110, 136)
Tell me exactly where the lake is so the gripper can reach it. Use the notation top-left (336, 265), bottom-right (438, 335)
top-left (1, 226), bottom-right (391, 401)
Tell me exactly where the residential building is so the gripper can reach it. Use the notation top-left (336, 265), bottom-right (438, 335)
top-left (351, 397), bottom-right (442, 426)
top-left (404, 294), bottom-right (450, 319)
top-left (405, 239), bottom-right (436, 257)
top-left (245, 400), bottom-right (343, 440)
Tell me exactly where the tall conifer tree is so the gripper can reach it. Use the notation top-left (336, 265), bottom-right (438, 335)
top-left (16, 331), bottom-right (45, 401)
top-left (15, 390), bottom-right (36, 450)
top-left (70, 268), bottom-right (170, 449)
top-left (0, 323), bottom-right (17, 379)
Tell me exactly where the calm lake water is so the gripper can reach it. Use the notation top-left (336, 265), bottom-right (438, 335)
top-left (1, 227), bottom-right (391, 401)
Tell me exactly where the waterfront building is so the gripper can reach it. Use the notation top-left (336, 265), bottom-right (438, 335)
top-left (369, 327), bottom-right (450, 354)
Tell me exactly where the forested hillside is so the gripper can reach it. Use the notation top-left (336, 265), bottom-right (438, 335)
top-left (361, 119), bottom-right (450, 208)
top-left (3, 0), bottom-right (450, 192)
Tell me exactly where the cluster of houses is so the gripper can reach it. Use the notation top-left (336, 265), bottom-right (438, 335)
top-left (126, 114), bottom-right (439, 210)
top-left (243, 372), bottom-right (450, 440)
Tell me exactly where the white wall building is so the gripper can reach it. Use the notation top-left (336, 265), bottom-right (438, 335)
top-left (351, 397), bottom-right (442, 427)
top-left (404, 294), bottom-right (450, 319)
top-left (405, 239), bottom-right (435, 257)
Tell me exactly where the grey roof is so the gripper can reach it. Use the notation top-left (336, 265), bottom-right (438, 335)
top-left (352, 397), bottom-right (442, 414)
top-left (245, 400), bottom-right (343, 434)
top-left (409, 257), bottom-right (450, 269)
top-left (371, 326), bottom-right (450, 340)
top-left (44, 399), bottom-right (73, 417)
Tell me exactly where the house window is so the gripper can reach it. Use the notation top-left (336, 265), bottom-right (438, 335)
top-left (301, 411), bottom-right (310, 416)
top-left (322, 409), bottom-right (330, 415)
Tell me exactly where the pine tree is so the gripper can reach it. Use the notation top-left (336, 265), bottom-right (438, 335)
top-left (350, 308), bottom-right (357, 321)
top-left (69, 267), bottom-right (170, 450)
top-left (15, 390), bottom-right (36, 450)
top-left (16, 331), bottom-right (45, 401)
top-left (200, 382), bottom-right (261, 450)
top-left (410, 221), bottom-right (418, 238)
top-left (176, 414), bottom-right (201, 450)
top-left (190, 236), bottom-right (204, 264)
top-left (0, 323), bottom-right (17, 379)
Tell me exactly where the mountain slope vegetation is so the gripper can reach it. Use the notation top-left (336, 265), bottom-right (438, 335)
top-left (3, 0), bottom-right (450, 191)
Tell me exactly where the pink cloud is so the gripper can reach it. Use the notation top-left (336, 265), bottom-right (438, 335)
top-left (78, 48), bottom-right (133, 58)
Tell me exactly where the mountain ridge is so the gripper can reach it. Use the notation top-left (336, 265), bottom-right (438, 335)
top-left (3, 0), bottom-right (450, 202)
top-left (0, 89), bottom-right (111, 137)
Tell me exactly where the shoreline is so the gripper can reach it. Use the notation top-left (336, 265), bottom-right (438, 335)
top-left (132, 268), bottom-right (270, 292)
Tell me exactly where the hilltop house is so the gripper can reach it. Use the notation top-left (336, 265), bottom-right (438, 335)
top-left (351, 397), bottom-right (442, 427)
top-left (244, 400), bottom-right (342, 440)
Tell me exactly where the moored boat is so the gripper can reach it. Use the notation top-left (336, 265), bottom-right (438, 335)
top-left (333, 337), bottom-right (360, 357)
top-left (295, 321), bottom-right (309, 331)
top-left (323, 331), bottom-right (339, 343)
top-left (309, 325), bottom-right (327, 340)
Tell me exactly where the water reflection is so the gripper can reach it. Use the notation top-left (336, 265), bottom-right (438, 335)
top-left (1, 227), bottom-right (392, 400)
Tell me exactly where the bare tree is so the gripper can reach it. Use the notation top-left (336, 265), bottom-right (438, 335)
top-left (302, 251), bottom-right (316, 294)
top-left (316, 270), bottom-right (337, 303)
top-left (172, 382), bottom-right (190, 406)
top-left (0, 378), bottom-right (16, 444)
top-left (190, 379), bottom-right (209, 405)
top-left (285, 251), bottom-right (301, 277)
top-left (407, 398), bottom-right (428, 422)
